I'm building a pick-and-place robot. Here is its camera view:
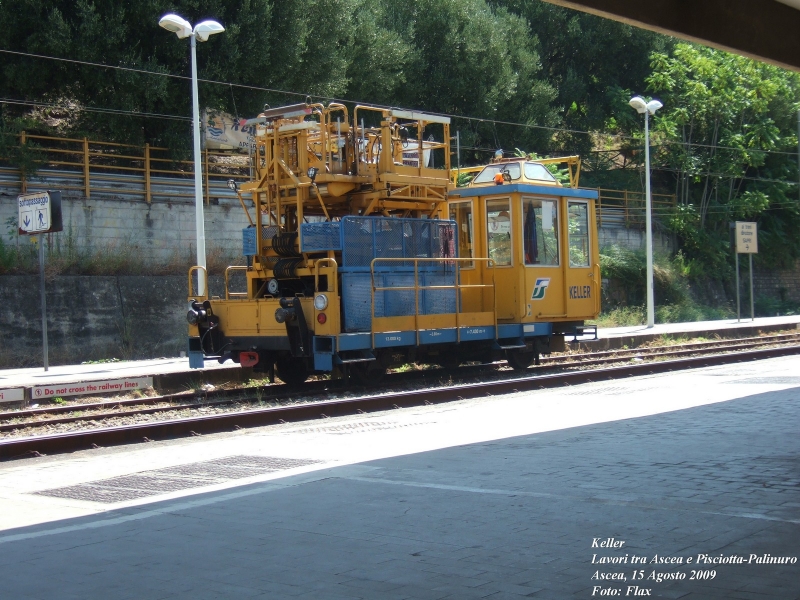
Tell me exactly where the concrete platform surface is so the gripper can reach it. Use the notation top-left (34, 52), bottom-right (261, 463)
top-left (2, 315), bottom-right (799, 395)
top-left (599, 314), bottom-right (800, 339)
top-left (0, 356), bottom-right (236, 389)
top-left (0, 354), bottom-right (798, 598)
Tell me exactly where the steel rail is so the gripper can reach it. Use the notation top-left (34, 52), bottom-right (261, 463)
top-left (2, 344), bottom-right (799, 461)
top-left (0, 380), bottom-right (333, 421)
top-left (4, 332), bottom-right (797, 423)
top-left (545, 336), bottom-right (800, 368)
top-left (3, 334), bottom-right (797, 430)
top-left (545, 332), bottom-right (800, 362)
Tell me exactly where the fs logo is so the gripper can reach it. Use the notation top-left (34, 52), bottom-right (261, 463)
top-left (531, 278), bottom-right (550, 300)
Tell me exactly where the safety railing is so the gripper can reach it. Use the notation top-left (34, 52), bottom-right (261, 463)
top-left (2, 132), bottom-right (677, 224)
top-left (224, 266), bottom-right (249, 300)
top-left (0, 131), bottom-right (251, 204)
top-left (596, 188), bottom-right (676, 229)
top-left (370, 257), bottom-right (497, 346)
top-left (448, 161), bottom-right (675, 229)
top-left (314, 258), bottom-right (339, 295)
top-left (188, 266), bottom-right (209, 301)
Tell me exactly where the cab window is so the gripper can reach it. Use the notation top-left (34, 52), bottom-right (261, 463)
top-left (487, 198), bottom-right (512, 266)
top-left (449, 201), bottom-right (474, 268)
top-left (523, 163), bottom-right (557, 182)
top-left (473, 163), bottom-right (521, 184)
top-left (568, 201), bottom-right (590, 267)
top-left (522, 197), bottom-right (559, 266)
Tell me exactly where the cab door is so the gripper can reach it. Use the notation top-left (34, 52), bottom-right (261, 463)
top-left (483, 196), bottom-right (517, 320)
top-left (564, 200), bottom-right (599, 319)
top-left (520, 195), bottom-right (565, 320)
top-left (449, 200), bottom-right (481, 313)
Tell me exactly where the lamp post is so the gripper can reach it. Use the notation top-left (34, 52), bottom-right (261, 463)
top-left (159, 14), bottom-right (225, 295)
top-left (629, 96), bottom-right (662, 328)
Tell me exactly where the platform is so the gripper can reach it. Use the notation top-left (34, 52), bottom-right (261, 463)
top-left (1, 315), bottom-right (799, 405)
top-left (589, 314), bottom-right (800, 350)
top-left (0, 358), bottom-right (249, 405)
top-left (0, 351), bottom-right (798, 598)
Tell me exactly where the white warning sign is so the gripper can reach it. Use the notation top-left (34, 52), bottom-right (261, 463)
top-left (0, 388), bottom-right (25, 404)
top-left (735, 221), bottom-right (758, 254)
top-left (18, 192), bottom-right (51, 234)
top-left (31, 377), bottom-right (153, 400)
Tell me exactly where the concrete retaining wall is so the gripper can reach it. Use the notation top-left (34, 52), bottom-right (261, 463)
top-left (0, 275), bottom-right (225, 368)
top-left (599, 226), bottom-right (672, 253)
top-left (1, 266), bottom-right (795, 369)
top-left (754, 263), bottom-right (800, 304)
top-left (1, 188), bottom-right (675, 268)
top-left (1, 191), bottom-right (249, 265)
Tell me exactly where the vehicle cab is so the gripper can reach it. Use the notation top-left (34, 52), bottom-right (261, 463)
top-left (447, 154), bottom-right (599, 349)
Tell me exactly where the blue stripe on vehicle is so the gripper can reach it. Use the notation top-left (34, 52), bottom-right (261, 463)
top-left (374, 331), bottom-right (416, 348)
top-left (337, 333), bottom-right (372, 351)
top-left (449, 184), bottom-right (597, 199)
top-left (522, 322), bottom-right (554, 336)
top-left (419, 328), bottom-right (458, 345)
top-left (459, 326), bottom-right (495, 341)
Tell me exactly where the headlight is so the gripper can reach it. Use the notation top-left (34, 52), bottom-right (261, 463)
top-left (314, 293), bottom-right (328, 311)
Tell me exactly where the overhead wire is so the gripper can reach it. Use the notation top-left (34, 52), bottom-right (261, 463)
top-left (1, 49), bottom-right (799, 190)
top-left (0, 97), bottom-right (190, 121)
top-left (0, 48), bottom-right (598, 137)
top-left (1, 95), bottom-right (793, 188)
top-left (3, 47), bottom-right (800, 160)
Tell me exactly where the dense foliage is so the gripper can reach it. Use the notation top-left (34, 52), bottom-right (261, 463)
top-left (643, 44), bottom-right (800, 273)
top-left (0, 0), bottom-right (664, 156)
top-left (2, 1), bottom-right (800, 286)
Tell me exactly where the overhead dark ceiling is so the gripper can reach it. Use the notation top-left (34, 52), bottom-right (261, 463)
top-left (539, 0), bottom-right (800, 72)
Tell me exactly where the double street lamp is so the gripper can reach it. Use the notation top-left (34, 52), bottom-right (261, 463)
top-left (159, 14), bottom-right (225, 295)
top-left (629, 96), bottom-right (663, 328)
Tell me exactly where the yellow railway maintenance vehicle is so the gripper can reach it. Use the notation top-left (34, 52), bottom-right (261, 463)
top-left (186, 103), bottom-right (600, 384)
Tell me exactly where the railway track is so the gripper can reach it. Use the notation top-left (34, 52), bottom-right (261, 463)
top-left (4, 332), bottom-right (798, 427)
top-left (2, 332), bottom-right (800, 460)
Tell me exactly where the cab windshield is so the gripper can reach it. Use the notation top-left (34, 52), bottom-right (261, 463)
top-left (473, 163), bottom-right (521, 183)
top-left (524, 163), bottom-right (557, 182)
top-left (473, 161), bottom-right (556, 184)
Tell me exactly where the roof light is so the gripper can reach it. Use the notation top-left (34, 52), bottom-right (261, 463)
top-left (194, 20), bottom-right (225, 42)
top-left (158, 14), bottom-right (193, 39)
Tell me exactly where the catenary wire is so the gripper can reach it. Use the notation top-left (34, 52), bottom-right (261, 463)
top-left (1, 96), bottom-right (795, 188)
top-left (0, 97), bottom-right (191, 122)
top-left (3, 47), bottom-right (800, 160)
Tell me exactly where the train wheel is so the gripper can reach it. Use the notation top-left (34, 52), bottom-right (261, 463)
top-left (275, 358), bottom-right (309, 386)
top-left (506, 349), bottom-right (536, 372)
top-left (350, 362), bottom-right (386, 385)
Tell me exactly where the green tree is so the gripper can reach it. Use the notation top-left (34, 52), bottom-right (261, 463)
top-left (493, 0), bottom-right (672, 154)
top-left (366, 0), bottom-right (558, 157)
top-left (645, 43), bottom-right (800, 272)
top-left (345, 0), bottom-right (416, 105)
top-left (0, 0), bottom-right (355, 147)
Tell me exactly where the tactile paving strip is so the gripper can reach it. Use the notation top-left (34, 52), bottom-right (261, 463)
top-left (565, 385), bottom-right (653, 396)
top-left (33, 455), bottom-right (320, 504)
top-left (729, 376), bottom-right (800, 384)
top-left (284, 420), bottom-right (432, 435)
